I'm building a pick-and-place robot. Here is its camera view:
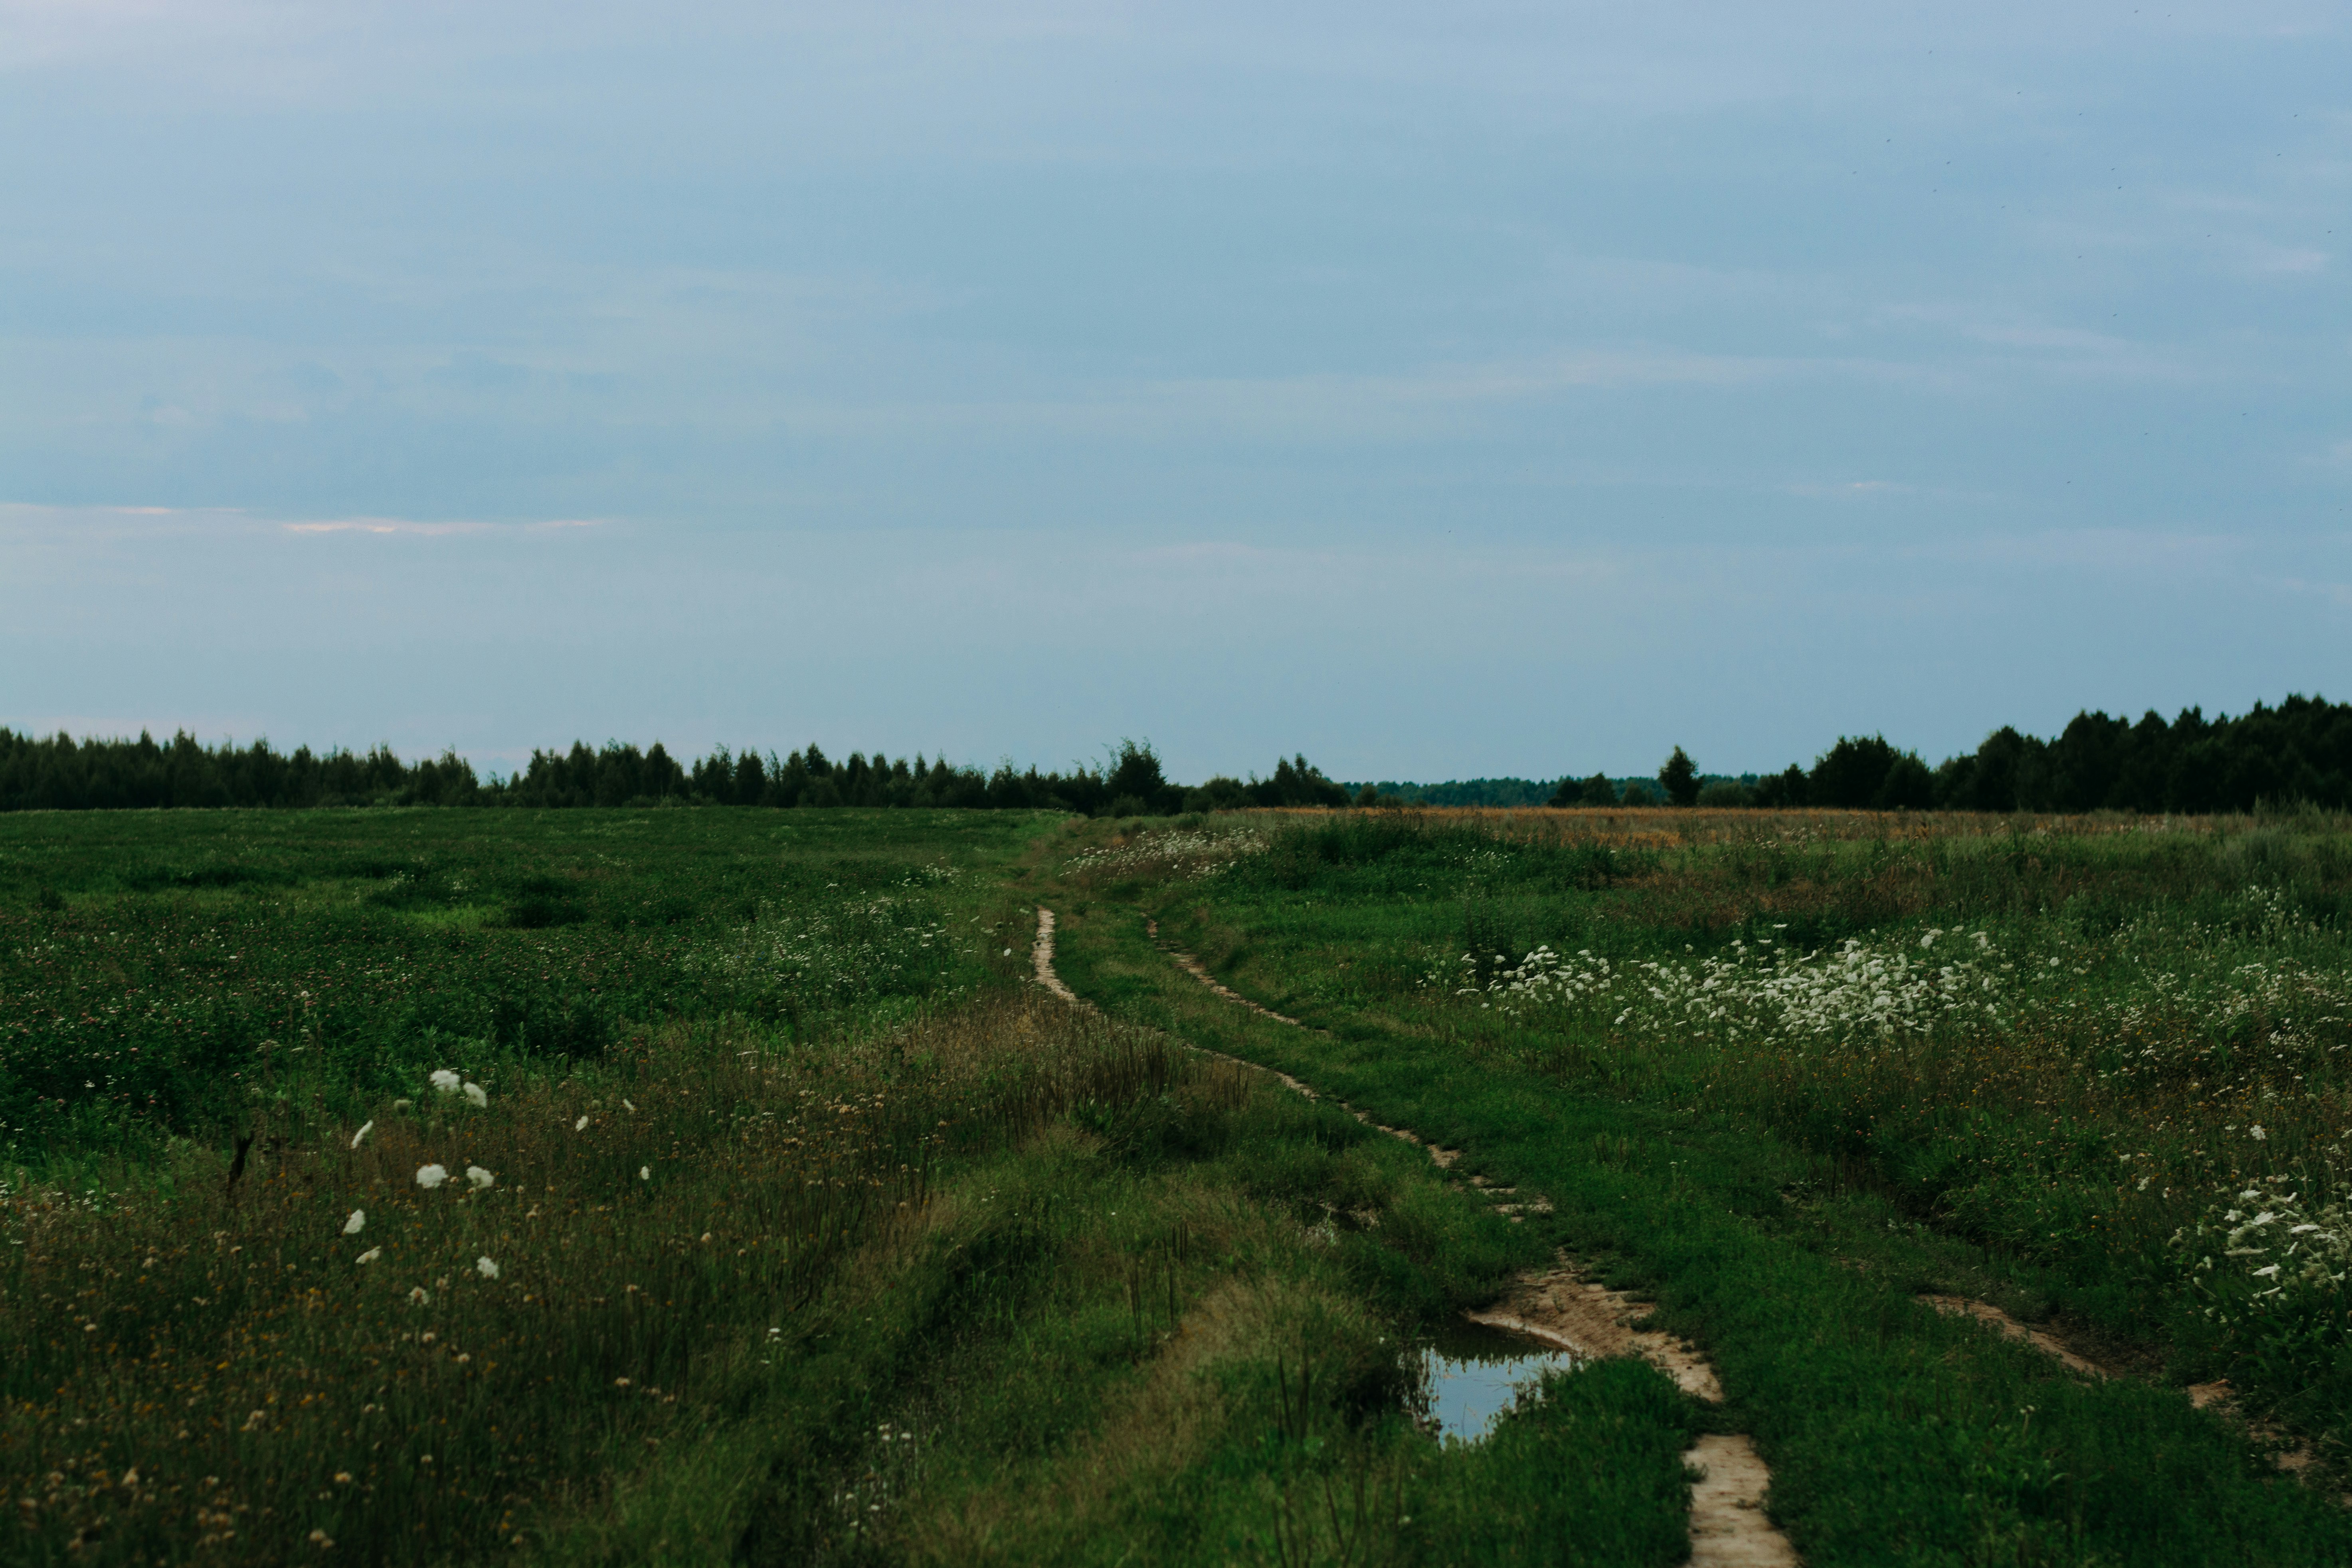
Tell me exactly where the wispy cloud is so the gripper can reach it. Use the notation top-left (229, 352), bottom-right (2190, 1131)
top-left (280, 516), bottom-right (601, 536)
top-left (2239, 243), bottom-right (2328, 277)
top-left (0, 503), bottom-right (605, 536)
top-left (2261, 576), bottom-right (2352, 611)
top-left (1785, 479), bottom-right (1913, 499)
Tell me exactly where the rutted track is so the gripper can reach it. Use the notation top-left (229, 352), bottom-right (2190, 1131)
top-left (1030, 906), bottom-right (1085, 1006)
top-left (1033, 906), bottom-right (1802, 1566)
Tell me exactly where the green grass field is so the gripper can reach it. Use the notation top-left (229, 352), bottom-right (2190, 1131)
top-left (7, 805), bottom-right (2352, 1563)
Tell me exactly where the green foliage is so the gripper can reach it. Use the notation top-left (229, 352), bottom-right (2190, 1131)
top-left (0, 809), bottom-right (1045, 1159)
top-left (1355, 778), bottom-right (1560, 809)
top-left (1807, 735), bottom-right (1905, 808)
top-left (0, 730), bottom-right (1371, 821)
top-left (1413, 1362), bottom-right (1695, 1566)
top-left (0, 803), bottom-right (1606, 1566)
top-left (1250, 753), bottom-right (1351, 808)
top-left (1658, 747), bottom-right (1700, 808)
top-left (1832, 695), bottom-right (2352, 814)
top-left (1092, 813), bottom-right (2352, 1562)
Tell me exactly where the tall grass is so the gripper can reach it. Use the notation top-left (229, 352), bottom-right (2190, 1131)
top-left (1169, 809), bottom-right (2352, 1437)
top-left (0, 808), bottom-right (1040, 1162)
top-left (0, 995), bottom-right (1182, 1564)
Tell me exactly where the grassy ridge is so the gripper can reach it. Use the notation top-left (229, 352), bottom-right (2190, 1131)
top-left (1045, 810), bottom-right (2352, 1563)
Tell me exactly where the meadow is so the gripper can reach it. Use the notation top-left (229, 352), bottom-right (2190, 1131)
top-left (1051, 806), bottom-right (2352, 1563)
top-left (11, 803), bottom-right (2352, 1564)
top-left (2, 809), bottom-right (1671, 1566)
top-left (1144, 808), bottom-right (2352, 1406)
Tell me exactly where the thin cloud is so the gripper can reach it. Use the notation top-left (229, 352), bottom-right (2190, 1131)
top-left (0, 503), bottom-right (605, 537)
top-left (2262, 576), bottom-right (2352, 611)
top-left (1786, 479), bottom-right (1913, 498)
top-left (282, 518), bottom-right (490, 537)
top-left (277, 515), bottom-right (605, 536)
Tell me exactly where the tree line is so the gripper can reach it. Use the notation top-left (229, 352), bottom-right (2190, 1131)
top-left (0, 730), bottom-right (1351, 816)
top-left (1548, 696), bottom-right (2352, 815)
top-left (4, 695), bottom-right (2346, 816)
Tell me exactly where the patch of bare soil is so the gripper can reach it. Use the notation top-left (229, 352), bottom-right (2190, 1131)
top-left (1040, 909), bottom-right (1803, 1564)
top-left (1030, 906), bottom-right (1086, 1007)
top-left (1686, 1435), bottom-right (1801, 1567)
top-left (1468, 1263), bottom-right (1720, 1403)
top-left (1457, 1261), bottom-right (1797, 1562)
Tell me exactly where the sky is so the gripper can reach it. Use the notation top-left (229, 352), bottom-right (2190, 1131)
top-left (2, 1), bottom-right (2348, 782)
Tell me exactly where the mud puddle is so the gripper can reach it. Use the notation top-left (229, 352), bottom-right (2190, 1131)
top-left (1407, 1317), bottom-right (1583, 1443)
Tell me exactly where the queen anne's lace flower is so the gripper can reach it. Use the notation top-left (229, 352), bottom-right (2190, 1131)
top-left (1454, 930), bottom-right (2009, 1045)
top-left (2175, 1172), bottom-right (2352, 1322)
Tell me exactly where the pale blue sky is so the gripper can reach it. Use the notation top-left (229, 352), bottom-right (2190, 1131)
top-left (3, 2), bottom-right (2347, 780)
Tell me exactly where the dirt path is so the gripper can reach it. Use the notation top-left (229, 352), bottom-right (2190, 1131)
top-left (1030, 907), bottom-right (1084, 1006)
top-left (1919, 1295), bottom-right (2113, 1380)
top-left (1921, 1276), bottom-right (2329, 1483)
top-left (1164, 945), bottom-right (1309, 1027)
top-left (1034, 908), bottom-right (1800, 1566)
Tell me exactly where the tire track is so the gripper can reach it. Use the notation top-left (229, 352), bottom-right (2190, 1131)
top-left (1918, 1296), bottom-right (2334, 1485)
top-left (1030, 906), bottom-right (1084, 1006)
top-left (1034, 907), bottom-right (1800, 1566)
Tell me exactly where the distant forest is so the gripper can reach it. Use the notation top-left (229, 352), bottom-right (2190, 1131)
top-left (2, 696), bottom-right (2347, 816)
top-left (0, 732), bottom-right (1348, 817)
top-left (1537, 695), bottom-right (2352, 815)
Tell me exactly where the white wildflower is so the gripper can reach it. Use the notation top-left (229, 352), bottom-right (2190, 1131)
top-left (350, 1120), bottom-right (375, 1150)
top-left (430, 1070), bottom-right (461, 1095)
top-left (2251, 1125), bottom-right (2267, 1141)
top-left (465, 1166), bottom-right (495, 1190)
top-left (356, 1247), bottom-right (382, 1265)
top-left (476, 1256), bottom-right (500, 1280)
top-left (415, 1164), bottom-right (449, 1190)
top-left (343, 1209), bottom-right (366, 1235)
top-left (463, 1082), bottom-right (488, 1108)
top-left (640, 1165), bottom-right (651, 1181)
top-left (574, 1115), bottom-right (589, 1132)
top-left (409, 1286), bottom-right (430, 1305)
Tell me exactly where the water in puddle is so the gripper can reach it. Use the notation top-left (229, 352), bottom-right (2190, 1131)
top-left (1407, 1318), bottom-right (1582, 1443)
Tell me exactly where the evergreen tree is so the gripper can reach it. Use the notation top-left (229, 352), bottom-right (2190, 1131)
top-left (1658, 747), bottom-right (1700, 807)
